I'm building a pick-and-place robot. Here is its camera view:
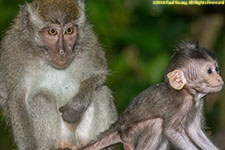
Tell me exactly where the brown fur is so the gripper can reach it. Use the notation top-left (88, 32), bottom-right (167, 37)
top-left (33, 0), bottom-right (79, 23)
top-left (78, 41), bottom-right (223, 150)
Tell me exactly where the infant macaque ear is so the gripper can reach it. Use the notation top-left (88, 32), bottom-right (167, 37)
top-left (167, 69), bottom-right (187, 90)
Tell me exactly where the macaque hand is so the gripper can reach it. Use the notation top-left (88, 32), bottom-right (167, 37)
top-left (59, 102), bottom-right (82, 124)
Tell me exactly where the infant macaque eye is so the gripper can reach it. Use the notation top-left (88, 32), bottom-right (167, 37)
top-left (215, 67), bottom-right (219, 73)
top-left (207, 68), bottom-right (212, 74)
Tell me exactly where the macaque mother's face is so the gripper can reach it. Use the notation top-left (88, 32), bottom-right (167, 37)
top-left (41, 23), bottom-right (78, 69)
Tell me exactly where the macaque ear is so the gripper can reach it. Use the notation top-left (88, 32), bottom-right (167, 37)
top-left (167, 69), bottom-right (187, 90)
top-left (19, 3), bottom-right (44, 30)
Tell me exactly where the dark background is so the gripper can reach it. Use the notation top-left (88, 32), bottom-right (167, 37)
top-left (0, 0), bottom-right (225, 149)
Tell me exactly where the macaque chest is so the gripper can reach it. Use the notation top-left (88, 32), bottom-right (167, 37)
top-left (25, 67), bottom-right (81, 108)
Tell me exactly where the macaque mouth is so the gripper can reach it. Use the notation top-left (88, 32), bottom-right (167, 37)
top-left (207, 84), bottom-right (224, 92)
top-left (209, 84), bottom-right (224, 88)
top-left (51, 59), bottom-right (71, 69)
top-left (50, 52), bottom-right (74, 69)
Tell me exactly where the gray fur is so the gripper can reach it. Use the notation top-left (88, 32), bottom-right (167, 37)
top-left (178, 40), bottom-right (199, 50)
top-left (0, 0), bottom-right (117, 150)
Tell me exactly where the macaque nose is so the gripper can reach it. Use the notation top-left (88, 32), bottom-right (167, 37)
top-left (58, 32), bottom-right (65, 56)
top-left (217, 75), bottom-right (224, 85)
top-left (59, 49), bottom-right (65, 56)
top-left (217, 75), bottom-right (223, 82)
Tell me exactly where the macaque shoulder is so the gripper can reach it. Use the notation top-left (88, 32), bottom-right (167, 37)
top-left (130, 82), bottom-right (172, 106)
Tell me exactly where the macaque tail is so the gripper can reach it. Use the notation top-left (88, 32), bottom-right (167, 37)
top-left (79, 130), bottom-right (122, 150)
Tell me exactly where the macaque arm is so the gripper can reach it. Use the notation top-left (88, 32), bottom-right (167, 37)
top-left (165, 128), bottom-right (199, 150)
top-left (188, 128), bottom-right (219, 150)
top-left (187, 106), bottom-right (219, 150)
top-left (59, 75), bottom-right (105, 124)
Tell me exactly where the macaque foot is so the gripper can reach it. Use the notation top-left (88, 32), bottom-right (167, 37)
top-left (58, 141), bottom-right (79, 150)
top-left (124, 144), bottom-right (134, 150)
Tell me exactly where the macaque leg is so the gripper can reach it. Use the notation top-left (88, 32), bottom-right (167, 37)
top-left (187, 113), bottom-right (219, 150)
top-left (121, 118), bottom-right (163, 150)
top-left (138, 118), bottom-right (164, 150)
top-left (8, 92), bottom-right (63, 150)
top-left (26, 93), bottom-right (62, 150)
top-left (8, 95), bottom-right (36, 150)
top-left (165, 128), bottom-right (199, 150)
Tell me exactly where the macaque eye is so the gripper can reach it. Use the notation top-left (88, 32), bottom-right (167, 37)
top-left (215, 67), bottom-right (219, 73)
top-left (207, 68), bottom-right (212, 74)
top-left (65, 27), bottom-right (73, 34)
top-left (48, 29), bottom-right (57, 35)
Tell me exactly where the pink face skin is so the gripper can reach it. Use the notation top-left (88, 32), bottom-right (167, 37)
top-left (168, 59), bottom-right (224, 95)
top-left (41, 23), bottom-right (78, 69)
top-left (200, 61), bottom-right (224, 93)
top-left (186, 59), bottom-right (224, 94)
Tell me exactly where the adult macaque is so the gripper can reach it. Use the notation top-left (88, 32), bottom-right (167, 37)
top-left (79, 41), bottom-right (223, 150)
top-left (0, 0), bottom-right (118, 149)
